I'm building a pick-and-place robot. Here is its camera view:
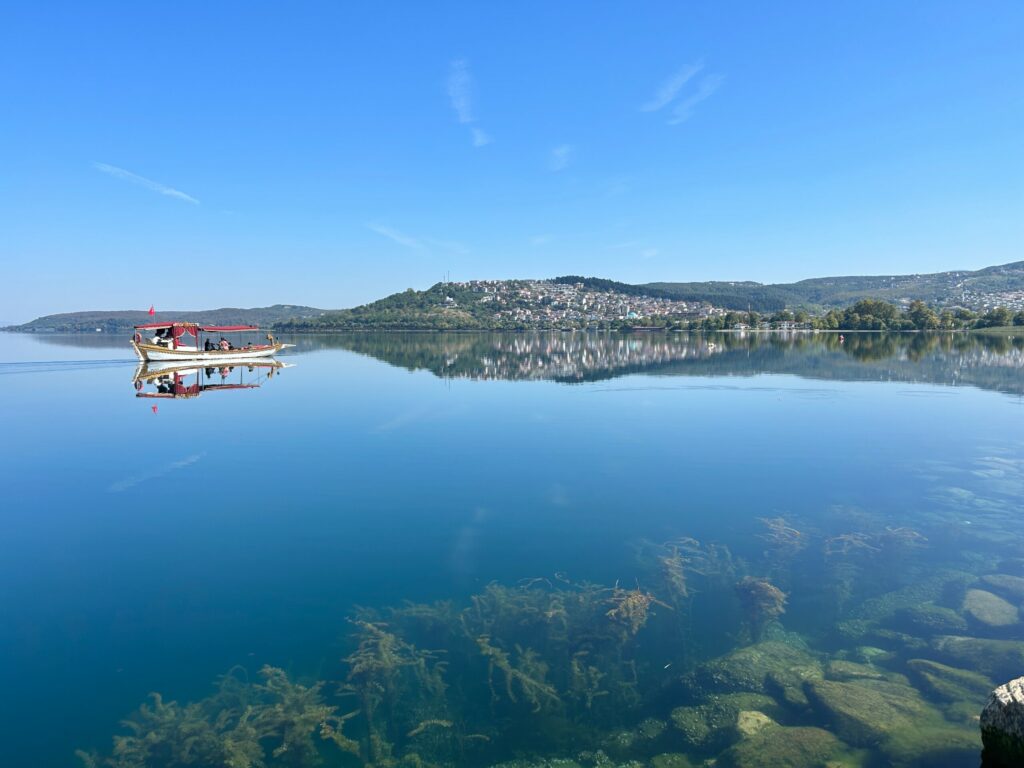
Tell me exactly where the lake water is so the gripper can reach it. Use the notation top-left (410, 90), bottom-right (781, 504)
top-left (1, 331), bottom-right (1022, 768)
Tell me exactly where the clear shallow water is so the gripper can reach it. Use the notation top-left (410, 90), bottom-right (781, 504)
top-left (1, 331), bottom-right (1022, 767)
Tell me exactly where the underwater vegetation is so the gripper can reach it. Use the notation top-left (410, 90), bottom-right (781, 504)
top-left (76, 666), bottom-right (358, 768)
top-left (82, 489), bottom-right (1024, 768)
top-left (733, 578), bottom-right (786, 642)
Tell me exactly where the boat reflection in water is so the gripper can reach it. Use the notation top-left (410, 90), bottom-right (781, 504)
top-left (132, 360), bottom-right (292, 399)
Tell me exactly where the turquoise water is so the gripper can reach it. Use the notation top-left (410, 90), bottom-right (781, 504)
top-left (1, 331), bottom-right (1022, 767)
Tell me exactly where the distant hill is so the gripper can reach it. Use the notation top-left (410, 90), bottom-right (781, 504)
top-left (644, 261), bottom-right (1024, 312)
top-left (8, 261), bottom-right (1023, 333)
top-left (5, 305), bottom-right (324, 334)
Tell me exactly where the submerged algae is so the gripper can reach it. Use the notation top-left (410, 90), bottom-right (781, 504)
top-left (83, 503), bottom-right (1015, 768)
top-left (79, 666), bottom-right (357, 768)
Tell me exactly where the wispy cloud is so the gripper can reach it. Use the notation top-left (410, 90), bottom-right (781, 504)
top-left (93, 162), bottom-right (199, 204)
top-left (367, 222), bottom-right (423, 250)
top-left (471, 127), bottom-right (492, 147)
top-left (668, 74), bottom-right (725, 125)
top-left (448, 60), bottom-right (492, 148)
top-left (530, 234), bottom-right (552, 246)
top-left (549, 144), bottom-right (574, 172)
top-left (422, 236), bottom-right (470, 255)
top-left (641, 61), bottom-right (704, 112)
top-left (368, 223), bottom-right (468, 254)
top-left (642, 62), bottom-right (723, 125)
top-left (448, 60), bottom-right (475, 123)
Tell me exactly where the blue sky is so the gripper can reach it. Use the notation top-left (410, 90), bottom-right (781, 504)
top-left (1, 1), bottom-right (1022, 321)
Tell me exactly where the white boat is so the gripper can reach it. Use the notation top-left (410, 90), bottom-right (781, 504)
top-left (131, 322), bottom-right (294, 362)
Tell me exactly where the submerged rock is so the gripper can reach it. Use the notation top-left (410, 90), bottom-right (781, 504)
top-left (717, 723), bottom-right (851, 768)
top-left (687, 639), bottom-right (822, 704)
top-left (805, 677), bottom-right (979, 765)
top-left (932, 636), bottom-right (1024, 681)
top-left (962, 589), bottom-right (1019, 628)
top-left (604, 718), bottom-right (666, 753)
top-left (649, 754), bottom-right (694, 768)
top-left (734, 710), bottom-right (775, 738)
top-left (981, 677), bottom-right (1024, 768)
top-left (864, 628), bottom-right (929, 654)
top-left (852, 645), bottom-right (895, 664)
top-left (907, 658), bottom-right (993, 725)
top-left (907, 658), bottom-right (992, 703)
top-left (805, 678), bottom-right (929, 745)
top-left (670, 693), bottom-right (780, 750)
top-left (847, 571), bottom-right (976, 625)
top-left (982, 574), bottom-right (1024, 602)
top-left (825, 659), bottom-right (888, 682)
top-left (891, 603), bottom-right (968, 636)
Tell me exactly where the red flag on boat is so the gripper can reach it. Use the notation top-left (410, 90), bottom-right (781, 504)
top-left (148, 305), bottom-right (156, 316)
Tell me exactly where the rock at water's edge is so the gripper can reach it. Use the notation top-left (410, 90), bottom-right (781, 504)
top-left (981, 677), bottom-right (1024, 767)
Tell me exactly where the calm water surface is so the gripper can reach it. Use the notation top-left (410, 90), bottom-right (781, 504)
top-left (1, 331), bottom-right (1022, 767)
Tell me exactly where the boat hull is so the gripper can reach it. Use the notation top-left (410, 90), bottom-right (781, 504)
top-left (131, 341), bottom-right (294, 362)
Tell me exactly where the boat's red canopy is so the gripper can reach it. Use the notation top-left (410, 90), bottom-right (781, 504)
top-left (133, 322), bottom-right (259, 332)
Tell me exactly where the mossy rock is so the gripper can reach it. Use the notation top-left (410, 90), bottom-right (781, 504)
top-left (961, 589), bottom-right (1019, 628)
top-left (906, 658), bottom-right (992, 703)
top-left (649, 754), bottom-right (695, 768)
top-left (805, 678), bottom-right (932, 745)
top-left (866, 628), bottom-right (929, 653)
top-left (717, 724), bottom-right (851, 768)
top-left (670, 693), bottom-right (781, 750)
top-left (890, 603), bottom-right (968, 636)
top-left (834, 618), bottom-right (873, 643)
top-left (881, 724), bottom-right (981, 767)
top-left (805, 678), bottom-right (979, 765)
top-left (848, 572), bottom-right (976, 624)
top-left (488, 761), bottom-right (584, 768)
top-left (982, 574), bottom-right (1024, 601)
top-left (852, 646), bottom-right (894, 664)
top-left (637, 718), bottom-right (666, 741)
top-left (603, 718), bottom-right (668, 756)
top-left (932, 636), bottom-right (1024, 681)
top-left (688, 640), bottom-right (822, 699)
top-left (735, 710), bottom-right (775, 737)
top-left (826, 660), bottom-right (888, 682)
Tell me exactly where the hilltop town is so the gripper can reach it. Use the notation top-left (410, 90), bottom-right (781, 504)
top-left (453, 279), bottom-right (721, 327)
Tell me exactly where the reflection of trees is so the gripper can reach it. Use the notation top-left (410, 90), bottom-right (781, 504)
top-left (841, 334), bottom-right (899, 361)
top-left (307, 331), bottom-right (1024, 396)
top-left (23, 329), bottom-right (1024, 396)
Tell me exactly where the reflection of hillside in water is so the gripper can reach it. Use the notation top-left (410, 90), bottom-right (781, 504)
top-left (320, 331), bottom-right (1024, 396)
top-left (22, 330), bottom-right (1024, 396)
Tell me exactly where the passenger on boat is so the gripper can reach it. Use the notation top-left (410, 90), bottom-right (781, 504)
top-left (204, 339), bottom-right (215, 351)
top-left (218, 338), bottom-right (232, 351)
